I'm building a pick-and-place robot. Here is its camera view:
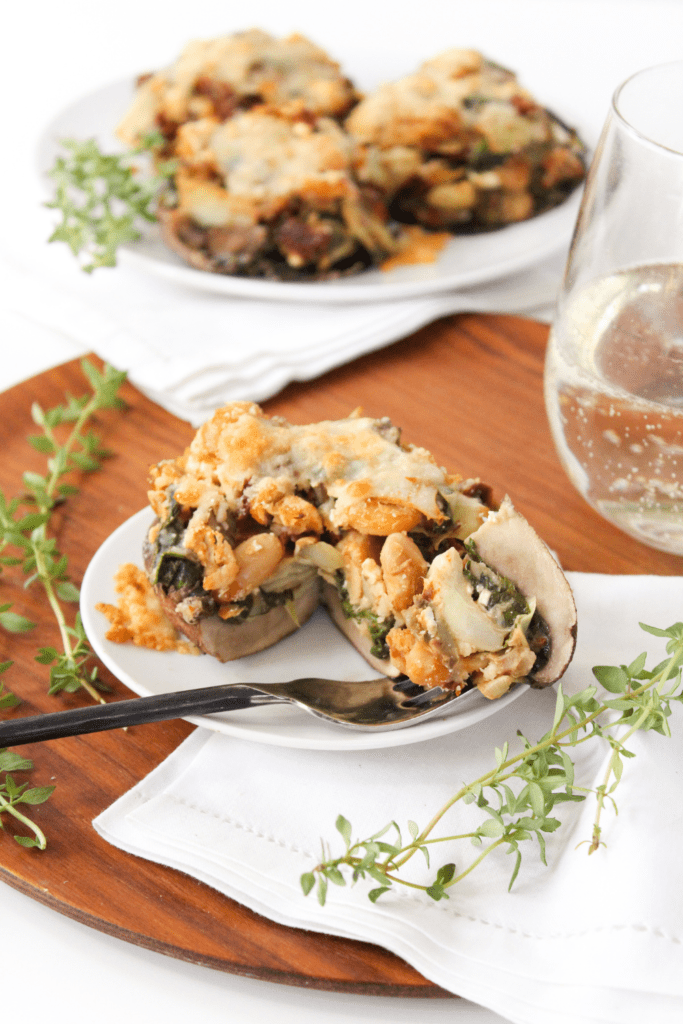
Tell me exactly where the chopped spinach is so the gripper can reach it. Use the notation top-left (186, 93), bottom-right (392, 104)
top-left (429, 492), bottom-right (455, 535)
top-left (336, 572), bottom-right (393, 659)
top-left (462, 93), bottom-right (488, 112)
top-left (221, 594), bottom-right (254, 624)
top-left (149, 496), bottom-right (203, 596)
top-left (463, 540), bottom-right (529, 627)
top-left (155, 550), bottom-right (204, 593)
top-left (155, 496), bottom-right (185, 549)
top-left (262, 587), bottom-right (295, 611)
top-left (463, 540), bottom-right (553, 672)
top-left (220, 588), bottom-right (297, 625)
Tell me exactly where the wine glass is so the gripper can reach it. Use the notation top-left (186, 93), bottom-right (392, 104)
top-left (544, 60), bottom-right (683, 554)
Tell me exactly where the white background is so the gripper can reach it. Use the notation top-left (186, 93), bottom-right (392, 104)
top-left (3, 2), bottom-right (683, 1021)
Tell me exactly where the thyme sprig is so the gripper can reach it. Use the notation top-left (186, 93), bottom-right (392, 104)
top-left (302, 620), bottom-right (683, 905)
top-left (0, 747), bottom-right (55, 850)
top-left (0, 359), bottom-right (127, 703)
top-left (0, 665), bottom-right (53, 849)
top-left (0, 360), bottom-right (127, 850)
top-left (46, 132), bottom-right (176, 272)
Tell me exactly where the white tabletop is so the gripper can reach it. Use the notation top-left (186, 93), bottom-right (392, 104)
top-left (3, 2), bottom-right (683, 1021)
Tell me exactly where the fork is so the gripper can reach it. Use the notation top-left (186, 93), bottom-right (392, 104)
top-left (0, 676), bottom-right (464, 746)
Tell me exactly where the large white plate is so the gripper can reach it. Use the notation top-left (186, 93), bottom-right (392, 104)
top-left (80, 508), bottom-right (526, 750)
top-left (37, 78), bottom-right (584, 304)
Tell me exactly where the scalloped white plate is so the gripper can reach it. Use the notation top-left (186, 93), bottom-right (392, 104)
top-left (80, 508), bottom-right (526, 750)
top-left (37, 78), bottom-right (584, 305)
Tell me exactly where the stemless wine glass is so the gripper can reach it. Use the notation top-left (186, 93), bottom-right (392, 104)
top-left (544, 61), bottom-right (683, 553)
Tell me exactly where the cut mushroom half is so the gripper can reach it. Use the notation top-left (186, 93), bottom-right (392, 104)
top-left (319, 496), bottom-right (577, 696)
top-left (466, 496), bottom-right (577, 686)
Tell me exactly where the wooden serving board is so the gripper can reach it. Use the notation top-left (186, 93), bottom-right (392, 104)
top-left (1, 313), bottom-right (681, 998)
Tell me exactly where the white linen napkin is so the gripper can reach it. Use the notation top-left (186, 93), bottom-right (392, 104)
top-left (1, 243), bottom-right (565, 425)
top-left (94, 572), bottom-right (683, 1024)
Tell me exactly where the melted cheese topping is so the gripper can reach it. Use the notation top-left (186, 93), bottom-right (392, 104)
top-left (117, 29), bottom-right (357, 146)
top-left (174, 111), bottom-right (356, 227)
top-left (345, 48), bottom-right (551, 153)
top-left (218, 111), bottom-right (352, 211)
top-left (150, 402), bottom-right (453, 531)
top-left (107, 403), bottom-right (568, 699)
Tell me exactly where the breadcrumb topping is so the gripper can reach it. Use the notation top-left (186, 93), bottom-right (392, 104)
top-left (96, 563), bottom-right (198, 654)
top-left (157, 402), bottom-right (451, 534)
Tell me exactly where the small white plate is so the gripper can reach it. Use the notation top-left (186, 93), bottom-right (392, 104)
top-left (37, 78), bottom-right (584, 305)
top-left (80, 508), bottom-right (526, 751)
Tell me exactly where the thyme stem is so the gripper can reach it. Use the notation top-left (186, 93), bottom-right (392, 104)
top-left (0, 789), bottom-right (48, 850)
top-left (42, 392), bottom-right (100, 507)
top-left (35, 549), bottom-right (105, 706)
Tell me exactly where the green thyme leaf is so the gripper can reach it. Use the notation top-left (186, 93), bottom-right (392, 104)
top-left (0, 751), bottom-right (32, 772)
top-left (18, 786), bottom-right (56, 806)
top-left (13, 836), bottom-right (43, 849)
top-left (425, 882), bottom-right (450, 901)
top-left (435, 862), bottom-right (456, 886)
top-left (592, 665), bottom-right (629, 693)
top-left (0, 679), bottom-right (20, 710)
top-left (0, 607), bottom-right (36, 633)
top-left (300, 872), bottom-right (316, 896)
top-left (56, 581), bottom-right (80, 603)
top-left (335, 814), bottom-right (352, 850)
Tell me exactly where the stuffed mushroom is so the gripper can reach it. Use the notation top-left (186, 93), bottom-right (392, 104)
top-left (129, 402), bottom-right (576, 697)
top-left (345, 48), bottom-right (586, 232)
top-left (153, 107), bottom-right (400, 280)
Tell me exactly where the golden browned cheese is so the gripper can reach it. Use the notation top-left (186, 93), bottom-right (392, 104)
top-left (149, 402), bottom-right (453, 533)
top-left (172, 111), bottom-right (357, 230)
top-left (346, 49), bottom-right (547, 151)
top-left (117, 29), bottom-right (360, 147)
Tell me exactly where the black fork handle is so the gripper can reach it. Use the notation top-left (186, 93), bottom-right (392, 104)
top-left (0, 685), bottom-right (284, 747)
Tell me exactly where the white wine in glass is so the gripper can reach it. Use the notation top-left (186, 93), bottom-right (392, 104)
top-left (545, 61), bottom-right (683, 554)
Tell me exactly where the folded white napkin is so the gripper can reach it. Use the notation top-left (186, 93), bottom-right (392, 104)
top-left (1, 241), bottom-right (565, 425)
top-left (94, 572), bottom-right (683, 1024)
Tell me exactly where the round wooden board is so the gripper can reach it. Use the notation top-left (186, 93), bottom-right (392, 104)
top-left (1, 313), bottom-right (681, 997)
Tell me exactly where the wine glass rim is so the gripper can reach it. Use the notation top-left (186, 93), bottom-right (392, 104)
top-left (612, 59), bottom-right (683, 155)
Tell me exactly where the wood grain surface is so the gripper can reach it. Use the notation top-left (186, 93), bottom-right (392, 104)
top-left (1, 313), bottom-right (681, 998)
